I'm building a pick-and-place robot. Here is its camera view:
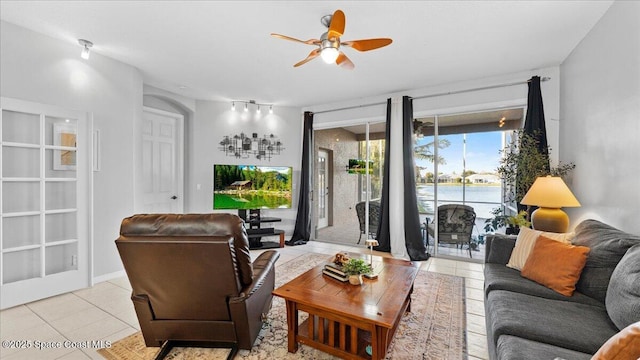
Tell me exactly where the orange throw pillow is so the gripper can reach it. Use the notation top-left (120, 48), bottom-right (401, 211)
top-left (592, 322), bottom-right (640, 360)
top-left (520, 235), bottom-right (590, 296)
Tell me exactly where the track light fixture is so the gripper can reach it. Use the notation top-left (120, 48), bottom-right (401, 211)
top-left (230, 100), bottom-right (275, 114)
top-left (78, 39), bottom-right (93, 60)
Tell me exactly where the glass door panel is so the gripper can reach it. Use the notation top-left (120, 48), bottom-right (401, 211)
top-left (2, 215), bottom-right (40, 249)
top-left (2, 182), bottom-right (40, 213)
top-left (2, 249), bottom-right (40, 284)
top-left (45, 243), bottom-right (78, 276)
top-left (2, 110), bottom-right (39, 144)
top-left (44, 213), bottom-right (77, 243)
top-left (45, 182), bottom-right (77, 210)
top-left (2, 147), bottom-right (40, 177)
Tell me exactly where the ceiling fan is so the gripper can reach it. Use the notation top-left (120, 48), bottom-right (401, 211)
top-left (271, 9), bottom-right (392, 69)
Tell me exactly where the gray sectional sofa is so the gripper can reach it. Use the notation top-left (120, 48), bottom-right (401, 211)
top-left (484, 219), bottom-right (640, 360)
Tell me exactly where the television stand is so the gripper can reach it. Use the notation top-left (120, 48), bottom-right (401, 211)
top-left (239, 209), bottom-right (285, 250)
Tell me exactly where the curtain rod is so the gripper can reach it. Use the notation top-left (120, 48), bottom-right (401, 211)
top-left (311, 76), bottom-right (550, 115)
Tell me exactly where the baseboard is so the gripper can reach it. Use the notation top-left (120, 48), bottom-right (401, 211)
top-left (93, 270), bottom-right (126, 284)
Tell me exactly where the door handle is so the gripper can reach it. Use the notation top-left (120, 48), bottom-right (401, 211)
top-left (171, 195), bottom-right (178, 200)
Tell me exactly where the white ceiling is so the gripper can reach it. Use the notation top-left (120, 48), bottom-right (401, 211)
top-left (0, 1), bottom-right (613, 108)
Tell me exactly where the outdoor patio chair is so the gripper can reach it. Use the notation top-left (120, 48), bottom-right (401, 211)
top-left (355, 201), bottom-right (381, 244)
top-left (426, 204), bottom-right (477, 258)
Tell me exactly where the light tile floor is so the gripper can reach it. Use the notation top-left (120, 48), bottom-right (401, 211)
top-left (0, 240), bottom-right (489, 360)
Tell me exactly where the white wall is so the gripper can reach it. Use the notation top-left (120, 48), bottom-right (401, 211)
top-left (189, 100), bottom-right (303, 233)
top-left (1, 21), bottom-right (142, 278)
top-left (560, 1), bottom-right (640, 234)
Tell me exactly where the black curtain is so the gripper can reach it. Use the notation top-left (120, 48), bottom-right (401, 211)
top-left (518, 75), bottom-right (550, 212)
top-left (375, 99), bottom-right (393, 252)
top-left (523, 76), bottom-right (550, 161)
top-left (287, 111), bottom-right (313, 246)
top-left (375, 97), bottom-right (430, 261)
top-left (402, 96), bottom-right (430, 261)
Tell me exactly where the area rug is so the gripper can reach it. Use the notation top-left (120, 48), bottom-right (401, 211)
top-left (99, 253), bottom-right (467, 360)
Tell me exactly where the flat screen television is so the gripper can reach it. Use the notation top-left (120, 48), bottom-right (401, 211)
top-left (347, 159), bottom-right (373, 174)
top-left (213, 164), bottom-right (293, 210)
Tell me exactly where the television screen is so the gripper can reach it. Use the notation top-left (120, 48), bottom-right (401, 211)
top-left (347, 159), bottom-right (373, 174)
top-left (213, 164), bottom-right (293, 210)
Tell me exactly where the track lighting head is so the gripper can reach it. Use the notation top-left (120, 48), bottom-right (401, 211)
top-left (78, 39), bottom-right (93, 60)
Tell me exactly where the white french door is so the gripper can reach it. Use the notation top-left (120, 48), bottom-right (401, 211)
top-left (317, 149), bottom-right (329, 229)
top-left (1, 97), bottom-right (91, 309)
top-left (139, 107), bottom-right (183, 213)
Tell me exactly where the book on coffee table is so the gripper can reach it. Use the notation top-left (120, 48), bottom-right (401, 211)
top-left (322, 268), bottom-right (348, 282)
top-left (324, 262), bottom-right (346, 276)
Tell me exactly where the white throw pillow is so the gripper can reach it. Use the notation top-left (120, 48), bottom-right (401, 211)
top-left (506, 227), bottom-right (575, 270)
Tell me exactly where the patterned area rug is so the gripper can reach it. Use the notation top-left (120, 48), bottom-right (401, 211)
top-left (98, 253), bottom-right (467, 360)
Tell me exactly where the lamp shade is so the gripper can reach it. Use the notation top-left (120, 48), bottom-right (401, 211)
top-left (521, 176), bottom-right (581, 208)
top-left (365, 239), bottom-right (379, 247)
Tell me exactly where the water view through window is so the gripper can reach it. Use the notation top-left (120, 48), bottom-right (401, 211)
top-left (416, 131), bottom-right (504, 220)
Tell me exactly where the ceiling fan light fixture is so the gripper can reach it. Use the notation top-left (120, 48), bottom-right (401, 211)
top-left (321, 47), bottom-right (339, 64)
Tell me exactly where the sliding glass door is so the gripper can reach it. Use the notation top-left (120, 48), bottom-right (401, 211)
top-left (313, 121), bottom-right (386, 245)
top-left (415, 108), bottom-right (523, 261)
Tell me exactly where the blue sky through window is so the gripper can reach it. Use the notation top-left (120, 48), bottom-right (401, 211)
top-left (415, 131), bottom-right (503, 176)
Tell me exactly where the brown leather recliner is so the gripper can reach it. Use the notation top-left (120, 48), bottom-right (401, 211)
top-left (115, 213), bottom-right (280, 359)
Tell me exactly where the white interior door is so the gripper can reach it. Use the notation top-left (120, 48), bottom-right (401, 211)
top-left (1, 97), bottom-right (91, 309)
top-left (140, 107), bottom-right (183, 213)
top-left (317, 149), bottom-right (329, 229)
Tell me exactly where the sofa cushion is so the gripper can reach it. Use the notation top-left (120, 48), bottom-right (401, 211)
top-left (605, 244), bottom-right (640, 329)
top-left (506, 227), bottom-right (574, 270)
top-left (592, 321), bottom-right (640, 360)
top-left (487, 290), bottom-right (618, 354)
top-left (497, 335), bottom-right (592, 360)
top-left (572, 220), bottom-right (640, 303)
top-left (520, 236), bottom-right (590, 296)
top-left (485, 234), bottom-right (516, 265)
top-left (484, 263), bottom-right (603, 307)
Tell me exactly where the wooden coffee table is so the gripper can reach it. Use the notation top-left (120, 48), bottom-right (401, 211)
top-left (272, 255), bottom-right (420, 360)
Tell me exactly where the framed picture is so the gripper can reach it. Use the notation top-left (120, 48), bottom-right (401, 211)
top-left (53, 123), bottom-right (77, 170)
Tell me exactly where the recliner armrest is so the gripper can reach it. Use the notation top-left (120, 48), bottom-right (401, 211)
top-left (230, 250), bottom-right (280, 302)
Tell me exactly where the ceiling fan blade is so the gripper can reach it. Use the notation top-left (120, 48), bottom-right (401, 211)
top-left (271, 33), bottom-right (320, 45)
top-left (327, 9), bottom-right (345, 40)
top-left (342, 38), bottom-right (393, 51)
top-left (294, 48), bottom-right (321, 67)
top-left (336, 52), bottom-right (354, 70)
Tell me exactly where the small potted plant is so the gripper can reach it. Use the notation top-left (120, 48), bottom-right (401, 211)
top-left (505, 210), bottom-right (531, 235)
top-left (484, 208), bottom-right (531, 235)
top-left (342, 258), bottom-right (372, 285)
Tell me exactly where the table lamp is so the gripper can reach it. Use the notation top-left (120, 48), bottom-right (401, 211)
top-left (364, 238), bottom-right (379, 279)
top-left (520, 176), bottom-right (581, 233)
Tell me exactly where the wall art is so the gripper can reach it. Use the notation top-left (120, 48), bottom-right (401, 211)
top-left (219, 132), bottom-right (284, 161)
